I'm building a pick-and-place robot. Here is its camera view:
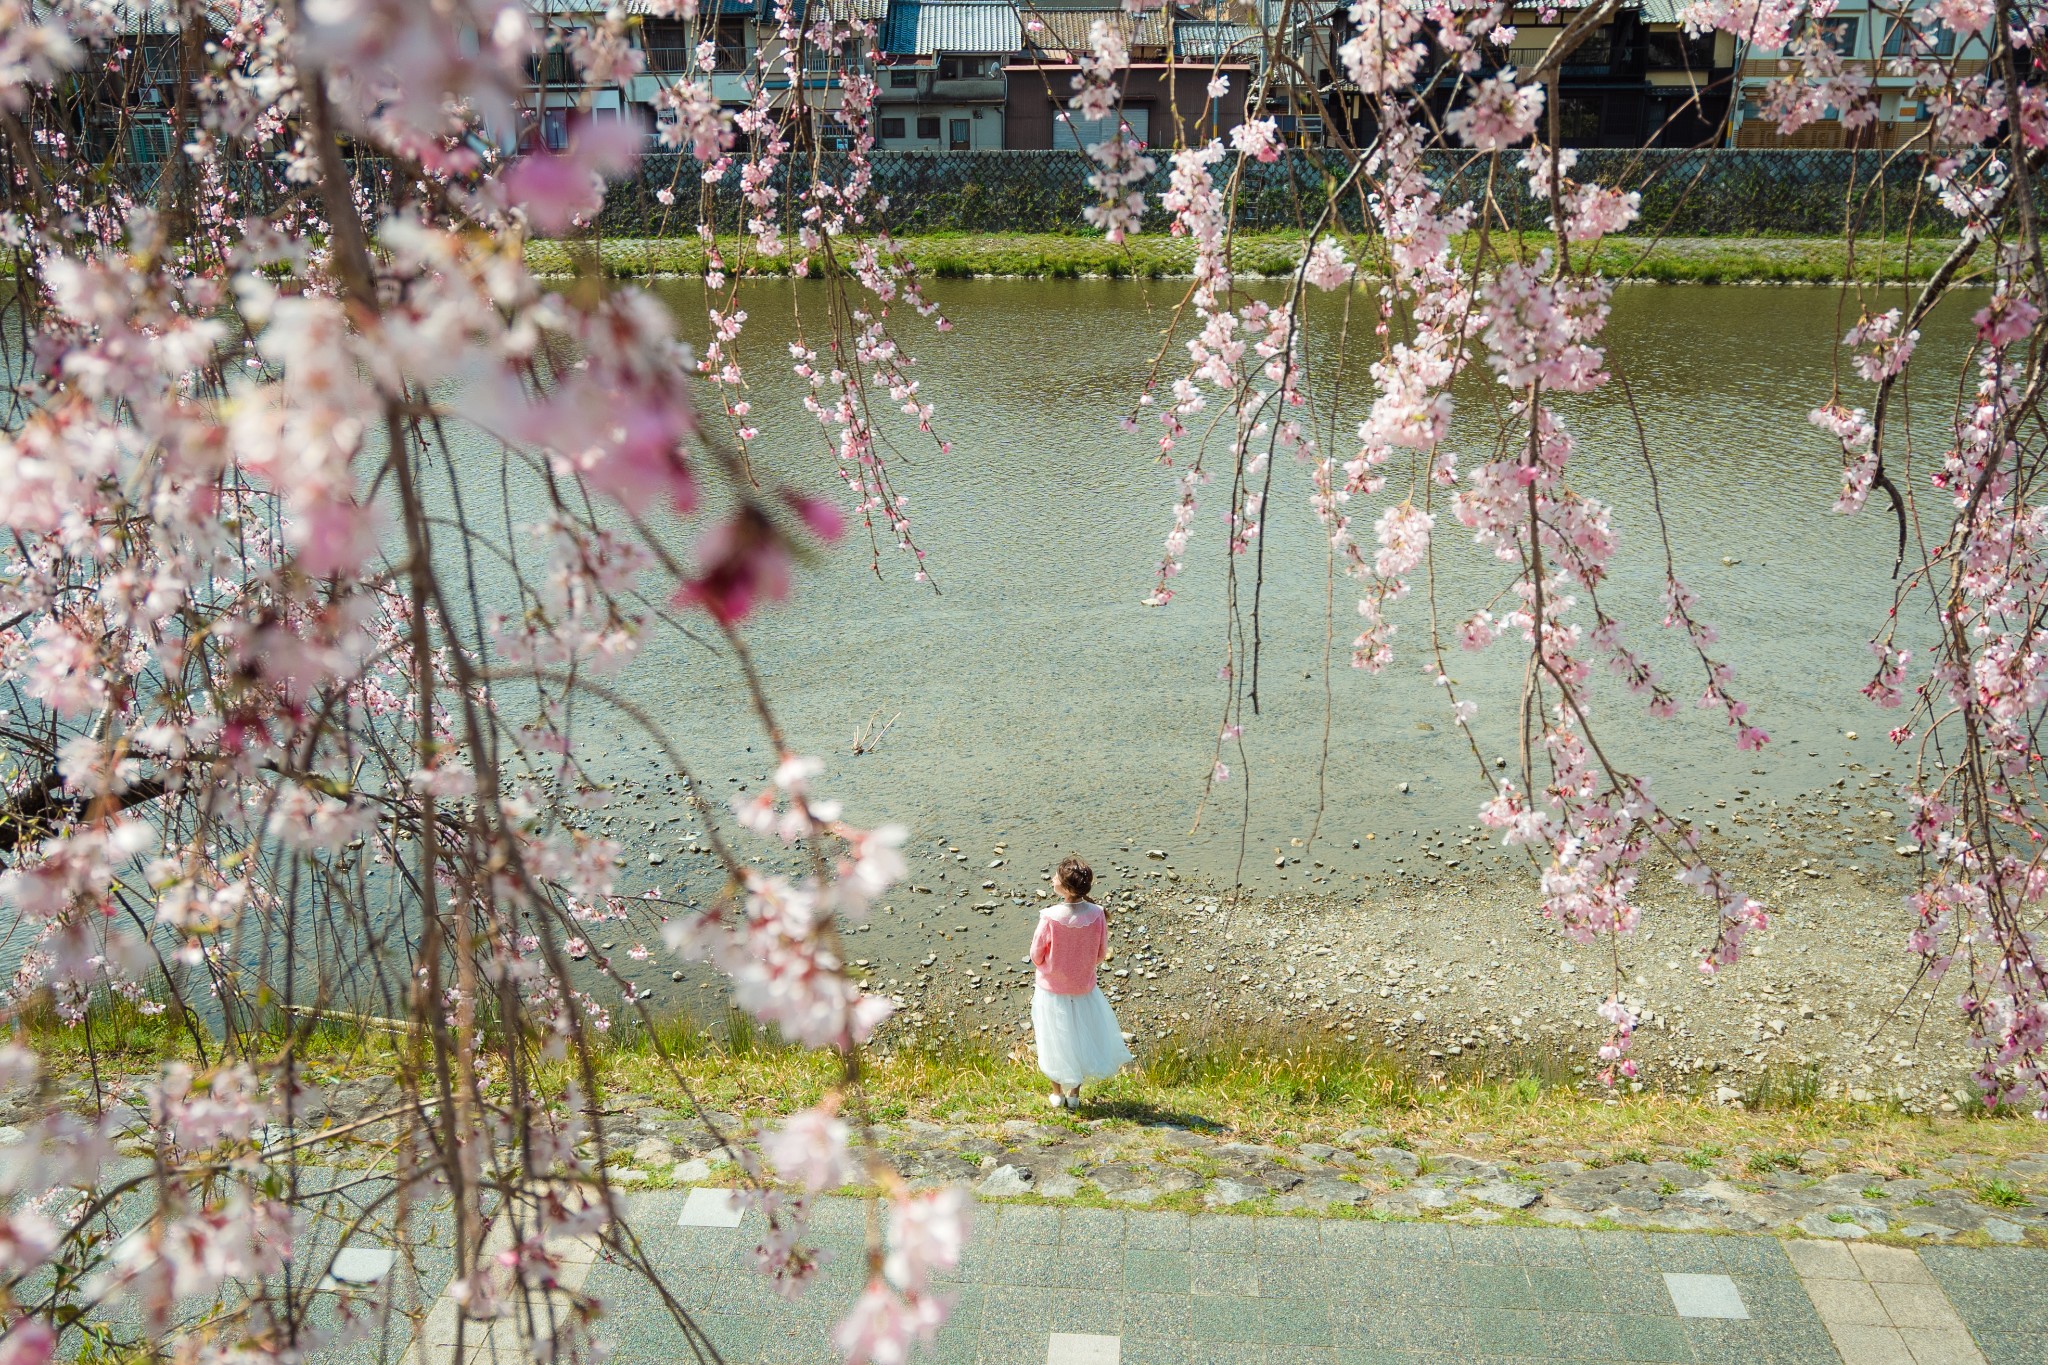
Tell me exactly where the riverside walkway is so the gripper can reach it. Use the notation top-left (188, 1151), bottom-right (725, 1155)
top-left (403, 1189), bottom-right (2048, 1365)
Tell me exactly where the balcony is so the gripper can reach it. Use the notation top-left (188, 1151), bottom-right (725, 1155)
top-left (930, 74), bottom-right (1006, 101)
top-left (644, 43), bottom-right (749, 76)
top-left (1499, 41), bottom-right (1625, 77)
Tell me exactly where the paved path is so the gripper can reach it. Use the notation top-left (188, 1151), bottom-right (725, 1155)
top-left (405, 1190), bottom-right (2048, 1365)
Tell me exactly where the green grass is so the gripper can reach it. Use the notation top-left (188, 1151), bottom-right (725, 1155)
top-left (528, 230), bottom-right (1965, 286)
top-left (1978, 1178), bottom-right (2027, 1208)
top-left (20, 997), bottom-right (2048, 1208)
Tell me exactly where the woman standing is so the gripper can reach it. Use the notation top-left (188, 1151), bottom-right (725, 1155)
top-left (1029, 855), bottom-right (1134, 1109)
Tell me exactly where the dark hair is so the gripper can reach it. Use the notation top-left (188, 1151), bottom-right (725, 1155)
top-left (1055, 855), bottom-right (1093, 898)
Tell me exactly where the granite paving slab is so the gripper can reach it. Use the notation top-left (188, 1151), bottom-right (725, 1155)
top-left (384, 1195), bottom-right (2048, 1365)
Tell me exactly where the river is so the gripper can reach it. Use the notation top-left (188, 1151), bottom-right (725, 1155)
top-left (504, 278), bottom-right (1958, 908)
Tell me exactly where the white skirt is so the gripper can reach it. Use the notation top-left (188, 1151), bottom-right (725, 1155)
top-left (1032, 986), bottom-right (1134, 1087)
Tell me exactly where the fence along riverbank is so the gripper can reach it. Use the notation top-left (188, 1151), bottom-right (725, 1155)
top-left (107, 147), bottom-right (1972, 238)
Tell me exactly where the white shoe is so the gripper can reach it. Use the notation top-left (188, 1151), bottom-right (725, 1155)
top-left (1065, 1093), bottom-right (1081, 1110)
top-left (1047, 1092), bottom-right (1065, 1109)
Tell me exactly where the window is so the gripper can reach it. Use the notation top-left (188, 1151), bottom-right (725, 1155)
top-left (1820, 16), bottom-right (1859, 55)
top-left (137, 40), bottom-right (180, 85)
top-left (1645, 29), bottom-right (1716, 69)
top-left (938, 55), bottom-right (1001, 80)
top-left (1882, 21), bottom-right (1956, 56)
top-left (880, 116), bottom-right (906, 138)
top-left (949, 117), bottom-right (970, 149)
top-left (127, 121), bottom-right (175, 162)
top-left (890, 69), bottom-right (921, 87)
top-left (1600, 96), bottom-right (1638, 137)
top-left (540, 107), bottom-right (570, 150)
top-left (1571, 27), bottom-right (1613, 68)
top-left (1557, 95), bottom-right (1602, 143)
top-left (916, 115), bottom-right (941, 139)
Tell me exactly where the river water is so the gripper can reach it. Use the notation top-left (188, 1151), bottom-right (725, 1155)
top-left (507, 278), bottom-right (1958, 905)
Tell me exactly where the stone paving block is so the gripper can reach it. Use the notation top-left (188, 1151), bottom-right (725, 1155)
top-left (1610, 1312), bottom-right (1695, 1363)
top-left (1048, 1288), bottom-right (1123, 1336)
top-left (1923, 1249), bottom-right (2048, 1335)
top-left (924, 1323), bottom-right (980, 1365)
top-left (1715, 1238), bottom-right (1794, 1277)
top-left (1727, 1274), bottom-right (1817, 1323)
top-left (1579, 1230), bottom-right (1655, 1274)
top-left (1526, 1266), bottom-right (1604, 1313)
top-left (1512, 1227), bottom-right (1589, 1268)
top-left (1853, 1244), bottom-right (1936, 1285)
top-left (1648, 1236), bottom-right (1727, 1275)
top-left (1319, 1264), bottom-right (1410, 1307)
top-left (1896, 1326), bottom-right (1989, 1365)
top-left (1255, 1298), bottom-right (1333, 1347)
top-left (1804, 1275), bottom-right (1890, 1326)
top-left (1188, 1295), bottom-right (1260, 1343)
top-left (1258, 1220), bottom-right (1323, 1257)
top-left (1371, 1224), bottom-right (1453, 1262)
top-left (1760, 1321), bottom-right (1845, 1365)
top-left (1679, 1317), bottom-right (1770, 1363)
top-left (1823, 1322), bottom-right (1918, 1365)
top-left (985, 1287), bottom-right (1059, 1335)
top-left (1447, 1226), bottom-right (1521, 1265)
top-left (1663, 1273), bottom-right (1748, 1320)
top-left (990, 1244), bottom-right (1065, 1287)
top-left (1976, 1333), bottom-right (2048, 1365)
top-left (1261, 1255), bottom-right (1333, 1298)
top-left (1386, 1306), bottom-right (1478, 1356)
top-left (679, 1187), bottom-right (745, 1228)
top-left (1544, 1310), bottom-right (1626, 1360)
top-left (1186, 1343), bottom-right (1268, 1365)
top-left (1318, 1222), bottom-right (1385, 1257)
top-left (1123, 1250), bottom-right (1190, 1295)
top-left (1048, 1301), bottom-right (1130, 1342)
top-left (1047, 1332), bottom-right (1121, 1365)
top-left (1785, 1240), bottom-right (1861, 1281)
top-left (944, 1286), bottom-right (988, 1334)
top-left (1002, 1207), bottom-right (1064, 1246)
top-left (1188, 1253), bottom-right (1260, 1298)
top-left (804, 1200), bottom-right (866, 1238)
top-left (1875, 1281), bottom-right (1968, 1331)
top-left (1458, 1264), bottom-right (1535, 1311)
top-left (1062, 1210), bottom-right (1126, 1251)
top-left (980, 1329), bottom-right (1054, 1365)
top-left (1261, 1346), bottom-right (1335, 1365)
top-left (1119, 1293), bottom-right (1193, 1342)
top-left (1464, 1308), bottom-right (1550, 1356)
top-left (1188, 1216), bottom-right (1258, 1256)
top-left (1124, 1213), bottom-right (1192, 1252)
top-left (1601, 1269), bottom-right (1678, 1317)
top-left (1118, 1341), bottom-right (1186, 1365)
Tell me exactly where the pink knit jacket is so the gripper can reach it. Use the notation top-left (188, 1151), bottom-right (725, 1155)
top-left (1030, 901), bottom-right (1108, 995)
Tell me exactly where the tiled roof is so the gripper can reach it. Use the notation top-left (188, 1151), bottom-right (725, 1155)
top-left (796, 0), bottom-right (893, 20)
top-left (536, 1), bottom-right (758, 13)
top-left (881, 1), bottom-right (1026, 55)
top-left (1176, 19), bottom-right (1259, 60)
top-left (1022, 6), bottom-right (1174, 51)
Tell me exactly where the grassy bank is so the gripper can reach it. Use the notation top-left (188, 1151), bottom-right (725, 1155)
top-left (575, 1016), bottom-right (2042, 1177)
top-left (529, 231), bottom-right (1964, 286)
top-left (40, 1000), bottom-right (2044, 1227)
